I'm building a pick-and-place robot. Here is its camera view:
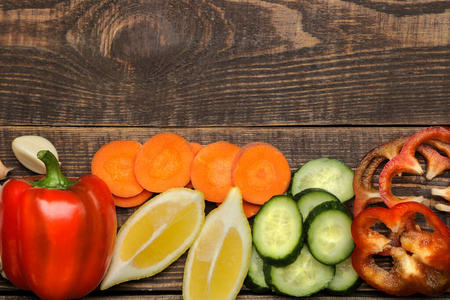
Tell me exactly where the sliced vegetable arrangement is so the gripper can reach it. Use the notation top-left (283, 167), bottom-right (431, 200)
top-left (90, 132), bottom-right (291, 216)
top-left (245, 157), bottom-right (361, 297)
top-left (0, 127), bottom-right (448, 300)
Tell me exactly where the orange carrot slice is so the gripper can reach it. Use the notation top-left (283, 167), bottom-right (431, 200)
top-left (191, 141), bottom-right (241, 202)
top-left (185, 142), bottom-right (204, 189)
top-left (189, 142), bottom-right (204, 155)
top-left (112, 189), bottom-right (153, 208)
top-left (91, 140), bottom-right (144, 198)
top-left (216, 199), bottom-right (262, 218)
top-left (242, 200), bottom-right (262, 218)
top-left (135, 133), bottom-right (194, 193)
top-left (232, 142), bottom-right (291, 205)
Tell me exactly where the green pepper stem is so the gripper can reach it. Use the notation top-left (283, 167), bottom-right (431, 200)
top-left (30, 150), bottom-right (78, 189)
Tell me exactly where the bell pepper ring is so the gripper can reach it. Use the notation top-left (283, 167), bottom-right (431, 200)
top-left (351, 201), bottom-right (450, 296)
top-left (425, 139), bottom-right (450, 212)
top-left (353, 136), bottom-right (408, 217)
top-left (378, 126), bottom-right (450, 208)
top-left (0, 150), bottom-right (117, 300)
top-left (353, 131), bottom-right (449, 216)
top-left (419, 139), bottom-right (450, 181)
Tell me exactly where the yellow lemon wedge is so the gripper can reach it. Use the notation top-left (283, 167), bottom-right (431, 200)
top-left (100, 188), bottom-right (205, 290)
top-left (183, 186), bottom-right (252, 300)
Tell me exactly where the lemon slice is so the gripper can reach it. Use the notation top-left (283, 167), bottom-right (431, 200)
top-left (183, 186), bottom-right (252, 300)
top-left (100, 188), bottom-right (205, 290)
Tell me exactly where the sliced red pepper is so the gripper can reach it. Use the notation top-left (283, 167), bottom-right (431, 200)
top-left (353, 131), bottom-right (449, 216)
top-left (351, 201), bottom-right (450, 296)
top-left (353, 136), bottom-right (408, 217)
top-left (425, 139), bottom-right (450, 158)
top-left (378, 126), bottom-right (450, 208)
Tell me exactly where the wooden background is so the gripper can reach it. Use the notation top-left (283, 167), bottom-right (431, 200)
top-left (0, 0), bottom-right (449, 299)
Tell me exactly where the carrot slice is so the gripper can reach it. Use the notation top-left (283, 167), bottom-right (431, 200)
top-left (191, 141), bottom-right (241, 202)
top-left (135, 133), bottom-right (194, 193)
top-left (91, 140), bottom-right (144, 198)
top-left (112, 189), bottom-right (153, 208)
top-left (242, 200), bottom-right (262, 218)
top-left (232, 142), bottom-right (291, 205)
top-left (216, 199), bottom-right (262, 218)
top-left (185, 142), bottom-right (204, 189)
top-left (189, 142), bottom-right (204, 155)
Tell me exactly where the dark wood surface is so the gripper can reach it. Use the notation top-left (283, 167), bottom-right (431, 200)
top-left (0, 0), bottom-right (449, 299)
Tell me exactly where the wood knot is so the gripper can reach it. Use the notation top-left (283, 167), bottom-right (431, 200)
top-left (66, 0), bottom-right (231, 81)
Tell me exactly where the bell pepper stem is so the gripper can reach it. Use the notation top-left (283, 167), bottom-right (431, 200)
top-left (30, 150), bottom-right (77, 189)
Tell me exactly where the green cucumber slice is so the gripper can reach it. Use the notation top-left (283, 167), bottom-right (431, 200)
top-left (294, 188), bottom-right (340, 219)
top-left (252, 195), bottom-right (304, 267)
top-left (326, 256), bottom-right (363, 295)
top-left (264, 244), bottom-right (335, 297)
top-left (304, 201), bottom-right (355, 265)
top-left (244, 244), bottom-right (270, 293)
top-left (290, 158), bottom-right (354, 202)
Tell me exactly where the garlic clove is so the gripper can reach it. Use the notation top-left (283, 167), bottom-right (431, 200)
top-left (0, 159), bottom-right (12, 180)
top-left (12, 135), bottom-right (60, 174)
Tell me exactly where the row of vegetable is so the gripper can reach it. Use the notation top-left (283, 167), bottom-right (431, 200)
top-left (90, 132), bottom-right (291, 218)
top-left (0, 126), bottom-right (448, 300)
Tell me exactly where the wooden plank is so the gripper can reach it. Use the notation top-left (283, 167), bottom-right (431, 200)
top-left (0, 126), bottom-right (448, 298)
top-left (0, 0), bottom-right (449, 126)
top-left (0, 125), bottom-right (438, 175)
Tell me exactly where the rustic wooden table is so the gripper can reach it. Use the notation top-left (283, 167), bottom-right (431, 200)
top-left (0, 0), bottom-right (449, 299)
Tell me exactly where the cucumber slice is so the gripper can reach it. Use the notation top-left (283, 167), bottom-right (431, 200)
top-left (264, 244), bottom-right (335, 297)
top-left (290, 158), bottom-right (354, 202)
top-left (304, 201), bottom-right (355, 265)
top-left (294, 188), bottom-right (340, 219)
top-left (252, 195), bottom-right (304, 267)
top-left (244, 244), bottom-right (270, 293)
top-left (326, 256), bottom-right (363, 295)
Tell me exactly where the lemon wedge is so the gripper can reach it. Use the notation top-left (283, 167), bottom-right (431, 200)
top-left (100, 188), bottom-right (205, 290)
top-left (183, 186), bottom-right (252, 300)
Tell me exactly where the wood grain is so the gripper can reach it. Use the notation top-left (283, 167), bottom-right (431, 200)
top-left (1, 0), bottom-right (449, 126)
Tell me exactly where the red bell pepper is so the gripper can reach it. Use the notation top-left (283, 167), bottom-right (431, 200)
top-left (351, 201), bottom-right (450, 296)
top-left (378, 126), bottom-right (450, 208)
top-left (0, 150), bottom-right (117, 300)
top-left (353, 129), bottom-right (450, 216)
top-left (352, 135), bottom-right (408, 217)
